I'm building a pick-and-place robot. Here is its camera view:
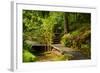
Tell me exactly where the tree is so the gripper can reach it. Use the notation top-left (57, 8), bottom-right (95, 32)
top-left (64, 12), bottom-right (69, 34)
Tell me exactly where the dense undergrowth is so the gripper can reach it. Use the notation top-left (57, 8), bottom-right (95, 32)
top-left (61, 24), bottom-right (91, 58)
top-left (22, 10), bottom-right (91, 62)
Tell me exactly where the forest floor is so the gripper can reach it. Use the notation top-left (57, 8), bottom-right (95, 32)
top-left (34, 44), bottom-right (87, 62)
top-left (36, 51), bottom-right (67, 62)
top-left (52, 44), bottom-right (87, 60)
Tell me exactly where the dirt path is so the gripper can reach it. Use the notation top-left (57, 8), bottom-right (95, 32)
top-left (51, 44), bottom-right (76, 52)
top-left (51, 44), bottom-right (87, 60)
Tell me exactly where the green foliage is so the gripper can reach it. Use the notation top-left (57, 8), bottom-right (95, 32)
top-left (23, 50), bottom-right (37, 62)
top-left (81, 44), bottom-right (91, 58)
top-left (71, 30), bottom-right (80, 37)
top-left (70, 25), bottom-right (90, 47)
top-left (81, 44), bottom-right (90, 49)
top-left (23, 41), bottom-right (32, 51)
top-left (23, 10), bottom-right (91, 61)
top-left (61, 34), bottom-right (72, 47)
top-left (61, 25), bottom-right (91, 56)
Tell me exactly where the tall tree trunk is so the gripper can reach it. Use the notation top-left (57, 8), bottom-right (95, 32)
top-left (64, 12), bottom-right (69, 34)
top-left (75, 13), bottom-right (77, 23)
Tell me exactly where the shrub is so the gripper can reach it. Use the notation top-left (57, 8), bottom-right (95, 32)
top-left (23, 50), bottom-right (37, 62)
top-left (81, 44), bottom-right (91, 58)
top-left (23, 41), bottom-right (32, 51)
top-left (71, 30), bottom-right (80, 37)
top-left (61, 34), bottom-right (72, 47)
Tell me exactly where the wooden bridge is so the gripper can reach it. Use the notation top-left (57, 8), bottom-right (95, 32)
top-left (51, 44), bottom-right (86, 60)
top-left (26, 40), bottom-right (86, 60)
top-left (50, 44), bottom-right (77, 55)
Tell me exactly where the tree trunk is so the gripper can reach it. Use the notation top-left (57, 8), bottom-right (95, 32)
top-left (75, 13), bottom-right (77, 23)
top-left (64, 12), bottom-right (69, 34)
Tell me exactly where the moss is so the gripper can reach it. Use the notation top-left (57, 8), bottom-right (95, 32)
top-left (23, 50), bottom-right (37, 62)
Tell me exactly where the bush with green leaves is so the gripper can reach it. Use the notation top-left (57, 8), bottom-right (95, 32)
top-left (23, 50), bottom-right (37, 62)
top-left (81, 44), bottom-right (91, 58)
top-left (61, 34), bottom-right (72, 47)
top-left (23, 41), bottom-right (32, 51)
